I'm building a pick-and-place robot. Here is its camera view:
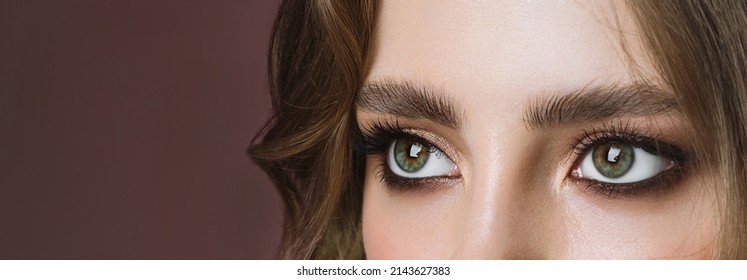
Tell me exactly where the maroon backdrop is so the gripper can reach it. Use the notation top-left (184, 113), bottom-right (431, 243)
top-left (0, 1), bottom-right (283, 259)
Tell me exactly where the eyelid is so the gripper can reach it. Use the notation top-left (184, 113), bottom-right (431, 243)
top-left (373, 158), bottom-right (461, 192)
top-left (359, 130), bottom-right (463, 192)
top-left (568, 119), bottom-right (685, 159)
top-left (355, 115), bottom-right (468, 161)
top-left (566, 131), bottom-right (691, 198)
top-left (572, 133), bottom-right (688, 164)
top-left (397, 128), bottom-right (464, 166)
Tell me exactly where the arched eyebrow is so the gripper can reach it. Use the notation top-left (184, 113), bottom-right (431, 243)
top-left (356, 80), bottom-right (464, 129)
top-left (522, 84), bottom-right (679, 130)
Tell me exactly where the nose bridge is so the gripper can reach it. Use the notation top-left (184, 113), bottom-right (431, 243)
top-left (451, 137), bottom-right (558, 259)
top-left (452, 170), bottom-right (515, 259)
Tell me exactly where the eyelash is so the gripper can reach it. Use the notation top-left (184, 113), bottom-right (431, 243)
top-left (352, 119), bottom-right (454, 191)
top-left (569, 121), bottom-right (690, 198)
top-left (353, 119), bottom-right (691, 197)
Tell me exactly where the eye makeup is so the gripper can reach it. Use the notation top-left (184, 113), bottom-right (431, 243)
top-left (567, 120), bottom-right (692, 199)
top-left (353, 117), bottom-right (693, 199)
top-left (353, 118), bottom-right (462, 192)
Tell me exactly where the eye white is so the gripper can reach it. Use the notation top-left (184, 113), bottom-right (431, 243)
top-left (577, 146), bottom-right (671, 184)
top-left (387, 141), bottom-right (455, 178)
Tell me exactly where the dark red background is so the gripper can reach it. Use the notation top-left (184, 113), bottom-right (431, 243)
top-left (0, 1), bottom-right (283, 259)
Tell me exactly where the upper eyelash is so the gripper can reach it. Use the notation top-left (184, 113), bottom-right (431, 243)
top-left (356, 119), bottom-right (688, 163)
top-left (352, 119), bottom-right (438, 156)
top-left (352, 119), bottom-right (456, 191)
top-left (571, 120), bottom-right (687, 163)
top-left (572, 120), bottom-right (642, 154)
top-left (568, 120), bottom-right (692, 198)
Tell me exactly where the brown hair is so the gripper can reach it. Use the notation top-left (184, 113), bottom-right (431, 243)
top-left (628, 1), bottom-right (747, 259)
top-left (248, 0), bottom-right (378, 259)
top-left (250, 0), bottom-right (747, 259)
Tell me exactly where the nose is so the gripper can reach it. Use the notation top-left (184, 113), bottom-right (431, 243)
top-left (449, 150), bottom-right (566, 259)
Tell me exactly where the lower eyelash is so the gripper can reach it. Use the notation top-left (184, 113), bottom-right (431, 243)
top-left (577, 164), bottom-right (688, 199)
top-left (371, 156), bottom-right (459, 192)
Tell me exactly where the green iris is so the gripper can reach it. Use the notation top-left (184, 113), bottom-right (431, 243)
top-left (393, 138), bottom-right (429, 173)
top-left (592, 142), bottom-right (635, 178)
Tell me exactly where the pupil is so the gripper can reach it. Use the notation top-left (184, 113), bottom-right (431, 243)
top-left (607, 146), bottom-right (621, 163)
top-left (409, 144), bottom-right (422, 158)
top-left (592, 141), bottom-right (635, 179)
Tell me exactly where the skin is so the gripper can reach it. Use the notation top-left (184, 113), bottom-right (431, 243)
top-left (358, 0), bottom-right (719, 259)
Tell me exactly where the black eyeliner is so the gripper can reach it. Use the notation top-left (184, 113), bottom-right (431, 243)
top-left (372, 160), bottom-right (459, 192)
top-left (352, 119), bottom-right (458, 191)
top-left (570, 121), bottom-right (693, 198)
top-left (577, 164), bottom-right (689, 199)
top-left (352, 119), bottom-right (438, 156)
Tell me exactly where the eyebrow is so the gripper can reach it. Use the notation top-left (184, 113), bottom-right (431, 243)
top-left (356, 80), bottom-right (678, 131)
top-left (523, 84), bottom-right (679, 130)
top-left (356, 80), bottom-right (464, 129)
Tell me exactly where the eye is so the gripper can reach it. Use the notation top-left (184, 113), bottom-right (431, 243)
top-left (573, 141), bottom-right (672, 183)
top-left (387, 137), bottom-right (456, 178)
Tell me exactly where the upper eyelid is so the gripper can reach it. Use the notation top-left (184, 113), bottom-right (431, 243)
top-left (392, 132), bottom-right (441, 154)
top-left (569, 120), bottom-right (663, 154)
top-left (394, 128), bottom-right (463, 164)
top-left (360, 118), bottom-right (688, 177)
top-left (573, 133), bottom-right (647, 155)
top-left (574, 132), bottom-right (684, 161)
top-left (559, 120), bottom-right (690, 179)
top-left (355, 116), bottom-right (466, 162)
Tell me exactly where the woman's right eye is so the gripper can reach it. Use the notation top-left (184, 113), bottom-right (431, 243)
top-left (387, 137), bottom-right (457, 178)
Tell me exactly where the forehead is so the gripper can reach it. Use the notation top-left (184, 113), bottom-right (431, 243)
top-left (368, 0), bottom-right (649, 94)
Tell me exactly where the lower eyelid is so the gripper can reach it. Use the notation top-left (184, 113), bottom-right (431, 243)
top-left (370, 156), bottom-right (459, 192)
top-left (569, 156), bottom-right (690, 199)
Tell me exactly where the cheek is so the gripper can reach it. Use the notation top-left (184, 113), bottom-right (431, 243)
top-left (361, 164), bottom-right (461, 259)
top-left (564, 179), bottom-right (718, 259)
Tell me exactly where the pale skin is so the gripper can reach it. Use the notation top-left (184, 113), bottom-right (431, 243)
top-left (357, 0), bottom-right (720, 259)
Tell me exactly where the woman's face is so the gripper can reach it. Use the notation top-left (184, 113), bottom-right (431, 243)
top-left (356, 0), bottom-right (719, 259)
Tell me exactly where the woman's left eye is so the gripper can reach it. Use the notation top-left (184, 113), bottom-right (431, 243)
top-left (387, 137), bottom-right (456, 178)
top-left (572, 141), bottom-right (672, 183)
